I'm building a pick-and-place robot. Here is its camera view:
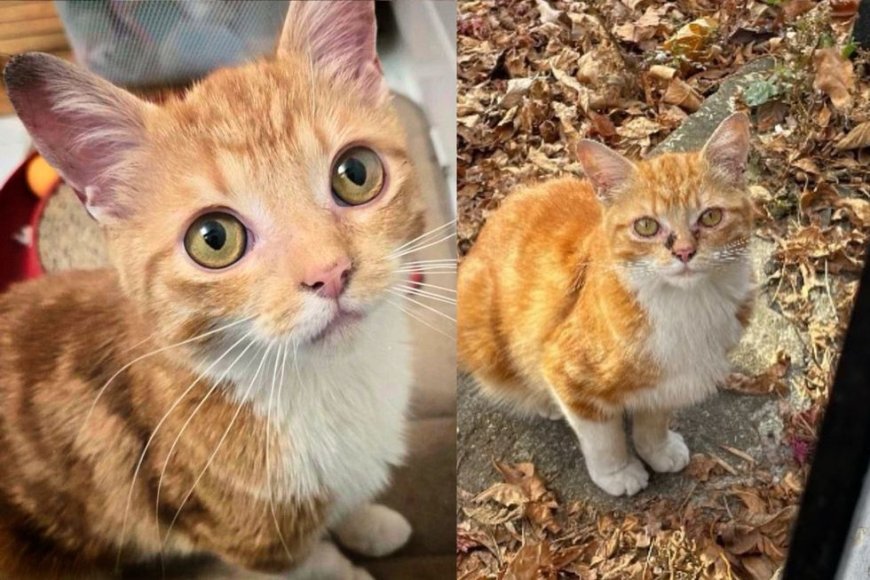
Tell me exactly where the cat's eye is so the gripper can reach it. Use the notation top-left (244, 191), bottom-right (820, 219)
top-left (699, 208), bottom-right (723, 227)
top-left (331, 147), bottom-right (385, 206)
top-left (633, 217), bottom-right (660, 237)
top-left (184, 212), bottom-right (247, 269)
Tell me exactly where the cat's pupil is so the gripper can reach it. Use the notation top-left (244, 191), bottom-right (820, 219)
top-left (200, 221), bottom-right (226, 250)
top-left (341, 158), bottom-right (367, 187)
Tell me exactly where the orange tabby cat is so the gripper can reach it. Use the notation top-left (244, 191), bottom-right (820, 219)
top-left (458, 113), bottom-right (754, 497)
top-left (0, 2), bottom-right (425, 578)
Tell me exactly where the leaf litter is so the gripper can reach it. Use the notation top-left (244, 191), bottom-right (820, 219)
top-left (457, 0), bottom-right (868, 578)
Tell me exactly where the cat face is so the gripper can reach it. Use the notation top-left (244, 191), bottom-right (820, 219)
top-left (603, 153), bottom-right (753, 287)
top-left (576, 113), bottom-right (752, 288)
top-left (5, 1), bottom-right (424, 360)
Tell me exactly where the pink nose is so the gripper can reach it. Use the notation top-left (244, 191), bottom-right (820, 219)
top-left (672, 244), bottom-right (696, 263)
top-left (301, 258), bottom-right (352, 299)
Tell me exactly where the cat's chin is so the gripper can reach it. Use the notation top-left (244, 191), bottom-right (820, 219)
top-left (306, 309), bottom-right (366, 346)
top-left (659, 266), bottom-right (707, 289)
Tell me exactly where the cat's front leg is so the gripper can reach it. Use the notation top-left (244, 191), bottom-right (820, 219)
top-left (557, 400), bottom-right (649, 497)
top-left (208, 542), bottom-right (373, 580)
top-left (631, 409), bottom-right (690, 473)
top-left (331, 503), bottom-right (412, 558)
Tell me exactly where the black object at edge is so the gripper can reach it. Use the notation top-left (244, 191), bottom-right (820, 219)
top-left (783, 249), bottom-right (870, 579)
top-left (854, 0), bottom-right (870, 50)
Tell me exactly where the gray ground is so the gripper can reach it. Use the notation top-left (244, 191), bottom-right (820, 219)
top-left (457, 57), bottom-right (810, 509)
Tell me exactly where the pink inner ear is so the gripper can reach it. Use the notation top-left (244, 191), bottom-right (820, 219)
top-left (575, 140), bottom-right (635, 202)
top-left (278, 0), bottom-right (387, 103)
top-left (5, 53), bottom-right (146, 221)
top-left (703, 113), bottom-right (751, 181)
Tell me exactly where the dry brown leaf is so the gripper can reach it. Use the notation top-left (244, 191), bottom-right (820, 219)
top-left (616, 116), bottom-right (662, 140)
top-left (831, 0), bottom-right (859, 20)
top-left (813, 48), bottom-right (855, 111)
top-left (743, 555), bottom-right (777, 580)
top-left (473, 482), bottom-right (527, 507)
top-left (535, 0), bottom-right (562, 24)
top-left (462, 501), bottom-right (524, 526)
top-left (837, 198), bottom-right (870, 226)
top-left (836, 121), bottom-right (870, 150)
top-left (663, 17), bottom-right (718, 61)
top-left (504, 542), bottom-right (552, 580)
top-left (782, 0), bottom-right (815, 22)
top-left (686, 453), bottom-right (720, 482)
top-left (662, 78), bottom-right (703, 112)
top-left (588, 111), bottom-right (616, 138)
top-left (648, 64), bottom-right (677, 80)
top-left (723, 352), bottom-right (790, 396)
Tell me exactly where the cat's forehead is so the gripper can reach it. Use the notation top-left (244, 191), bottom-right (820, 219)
top-left (627, 152), bottom-right (714, 210)
top-left (155, 59), bottom-right (404, 161)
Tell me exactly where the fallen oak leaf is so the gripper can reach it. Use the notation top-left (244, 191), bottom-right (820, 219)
top-left (663, 17), bottom-right (718, 61)
top-left (662, 77), bottom-right (703, 112)
top-left (616, 116), bottom-right (662, 140)
top-left (504, 542), bottom-right (552, 580)
top-left (836, 121), bottom-right (870, 150)
top-left (813, 47), bottom-right (854, 111)
top-left (686, 453), bottom-right (721, 482)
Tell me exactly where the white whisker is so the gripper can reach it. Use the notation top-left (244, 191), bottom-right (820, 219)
top-left (398, 281), bottom-right (456, 294)
top-left (160, 342), bottom-right (273, 550)
top-left (116, 329), bottom-right (253, 568)
top-left (386, 298), bottom-right (455, 341)
top-left (391, 232), bottom-right (455, 259)
top-left (393, 285), bottom-right (457, 305)
top-left (386, 289), bottom-right (456, 323)
top-left (154, 340), bottom-right (262, 552)
top-left (267, 344), bottom-right (293, 559)
top-left (79, 316), bottom-right (254, 442)
top-left (390, 220), bottom-right (456, 254)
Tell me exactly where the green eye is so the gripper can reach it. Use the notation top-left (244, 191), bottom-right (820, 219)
top-left (633, 217), bottom-right (660, 237)
top-left (184, 212), bottom-right (247, 269)
top-left (700, 208), bottom-right (723, 227)
top-left (331, 147), bottom-right (385, 206)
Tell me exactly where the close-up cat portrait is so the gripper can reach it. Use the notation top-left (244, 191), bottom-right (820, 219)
top-left (456, 0), bottom-right (870, 579)
top-left (0, 1), bottom-right (455, 578)
top-left (4, 0), bottom-right (870, 579)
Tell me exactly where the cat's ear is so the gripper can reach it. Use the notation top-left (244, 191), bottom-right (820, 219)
top-left (3, 53), bottom-right (150, 223)
top-left (575, 140), bottom-right (636, 204)
top-left (277, 0), bottom-right (387, 104)
top-left (702, 112), bottom-right (751, 184)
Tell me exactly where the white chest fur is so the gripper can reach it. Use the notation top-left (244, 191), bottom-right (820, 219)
top-left (223, 304), bottom-right (413, 523)
top-left (624, 261), bottom-right (752, 412)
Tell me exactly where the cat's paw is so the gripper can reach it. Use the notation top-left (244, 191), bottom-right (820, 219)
top-left (536, 399), bottom-right (562, 421)
top-left (283, 541), bottom-right (373, 580)
top-left (636, 430), bottom-right (690, 473)
top-left (333, 504), bottom-right (411, 558)
top-left (588, 457), bottom-right (649, 497)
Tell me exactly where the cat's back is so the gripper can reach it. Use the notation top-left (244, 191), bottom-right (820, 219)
top-left (458, 176), bottom-right (601, 379)
top-left (468, 176), bottom-right (600, 263)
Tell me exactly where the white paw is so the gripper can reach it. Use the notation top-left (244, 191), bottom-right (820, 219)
top-left (290, 541), bottom-right (373, 580)
top-left (636, 430), bottom-right (690, 473)
top-left (588, 456), bottom-right (649, 497)
top-left (536, 399), bottom-right (562, 421)
top-left (333, 504), bottom-right (412, 558)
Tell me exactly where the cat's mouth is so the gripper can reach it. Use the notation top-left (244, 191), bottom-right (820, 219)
top-left (308, 309), bottom-right (365, 343)
top-left (660, 261), bottom-right (707, 287)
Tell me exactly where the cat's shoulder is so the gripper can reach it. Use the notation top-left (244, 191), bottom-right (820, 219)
top-left (0, 269), bottom-right (124, 324)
